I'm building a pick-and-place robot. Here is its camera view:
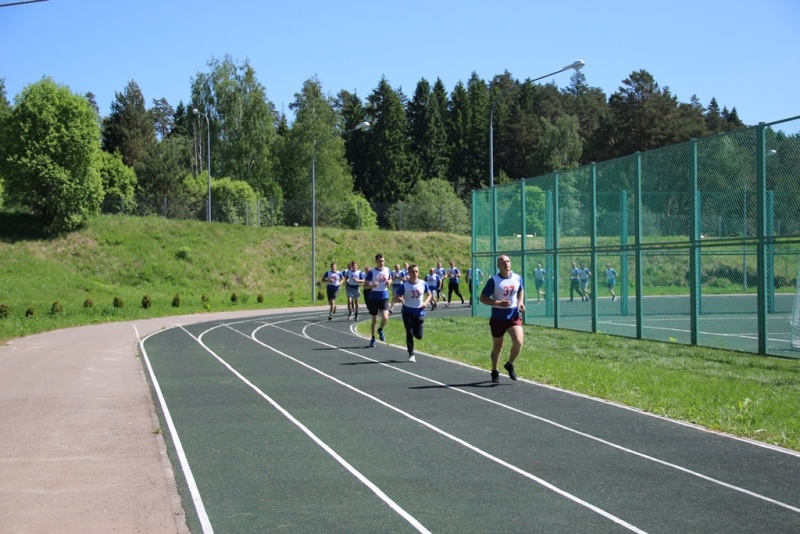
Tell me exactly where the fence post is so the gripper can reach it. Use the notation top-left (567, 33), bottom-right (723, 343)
top-left (756, 123), bottom-right (768, 354)
top-left (690, 139), bottom-right (700, 345)
top-left (634, 153), bottom-right (643, 339)
top-left (590, 163), bottom-right (598, 332)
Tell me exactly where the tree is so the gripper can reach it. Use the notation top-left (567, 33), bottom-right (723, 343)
top-left (340, 192), bottom-right (379, 230)
top-left (98, 150), bottom-right (137, 214)
top-left (191, 55), bottom-right (280, 203)
top-left (361, 77), bottom-right (418, 210)
top-left (407, 78), bottom-right (448, 181)
top-left (337, 90), bottom-right (370, 197)
top-left (0, 78), bottom-right (9, 208)
top-left (0, 78), bottom-right (103, 232)
top-left (562, 70), bottom-right (610, 165)
top-left (135, 135), bottom-right (195, 218)
top-left (276, 77), bottom-right (357, 227)
top-left (102, 80), bottom-right (156, 168)
top-left (386, 178), bottom-right (469, 233)
top-left (151, 97), bottom-right (174, 140)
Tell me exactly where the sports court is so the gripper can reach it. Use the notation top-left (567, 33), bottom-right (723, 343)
top-left (140, 307), bottom-right (800, 533)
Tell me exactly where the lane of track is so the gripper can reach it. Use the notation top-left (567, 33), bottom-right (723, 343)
top-left (141, 307), bottom-right (800, 533)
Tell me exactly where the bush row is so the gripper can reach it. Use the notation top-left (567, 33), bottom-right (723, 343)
top-left (0, 292), bottom-right (265, 319)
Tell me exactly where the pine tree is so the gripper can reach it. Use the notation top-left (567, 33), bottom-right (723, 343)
top-left (102, 80), bottom-right (156, 168)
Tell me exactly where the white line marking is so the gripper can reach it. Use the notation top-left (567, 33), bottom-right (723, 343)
top-left (273, 319), bottom-right (800, 516)
top-left (184, 324), bottom-right (431, 534)
top-left (238, 322), bottom-right (647, 533)
top-left (137, 327), bottom-right (215, 534)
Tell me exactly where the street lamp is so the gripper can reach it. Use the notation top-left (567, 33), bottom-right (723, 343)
top-left (193, 108), bottom-right (212, 222)
top-left (488, 60), bottom-right (584, 188)
top-left (311, 121), bottom-right (370, 302)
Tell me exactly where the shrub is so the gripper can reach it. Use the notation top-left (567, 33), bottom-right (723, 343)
top-left (50, 301), bottom-right (63, 315)
top-left (83, 299), bottom-right (94, 308)
top-left (113, 297), bottom-right (124, 309)
top-left (141, 295), bottom-right (152, 309)
top-left (0, 304), bottom-right (9, 319)
top-left (172, 293), bottom-right (180, 308)
top-left (257, 293), bottom-right (264, 304)
top-left (230, 292), bottom-right (238, 304)
top-left (25, 307), bottom-right (35, 318)
top-left (175, 246), bottom-right (191, 261)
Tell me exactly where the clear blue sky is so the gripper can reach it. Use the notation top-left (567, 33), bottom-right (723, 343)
top-left (1, 0), bottom-right (798, 127)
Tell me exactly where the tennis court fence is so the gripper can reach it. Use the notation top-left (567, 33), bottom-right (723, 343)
top-left (471, 116), bottom-right (800, 358)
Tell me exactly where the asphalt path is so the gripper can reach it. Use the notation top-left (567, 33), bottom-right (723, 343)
top-left (140, 306), bottom-right (800, 533)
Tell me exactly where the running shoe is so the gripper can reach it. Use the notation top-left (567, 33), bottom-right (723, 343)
top-left (491, 370), bottom-right (500, 383)
top-left (369, 337), bottom-right (376, 348)
top-left (328, 315), bottom-right (332, 321)
top-left (408, 354), bottom-right (416, 363)
top-left (504, 361), bottom-right (517, 380)
top-left (378, 328), bottom-right (385, 342)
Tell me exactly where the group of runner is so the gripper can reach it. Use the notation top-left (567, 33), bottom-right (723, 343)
top-left (320, 253), bottom-right (525, 384)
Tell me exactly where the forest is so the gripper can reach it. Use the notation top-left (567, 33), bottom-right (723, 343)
top-left (0, 55), bottom-right (748, 233)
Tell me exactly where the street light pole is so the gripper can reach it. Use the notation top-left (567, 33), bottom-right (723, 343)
top-left (311, 121), bottom-right (370, 303)
top-left (193, 108), bottom-right (212, 222)
top-left (488, 60), bottom-right (584, 189)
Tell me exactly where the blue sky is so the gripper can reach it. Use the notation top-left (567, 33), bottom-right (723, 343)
top-left (1, 0), bottom-right (798, 127)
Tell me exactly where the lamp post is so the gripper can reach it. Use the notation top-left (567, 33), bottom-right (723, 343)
top-left (488, 60), bottom-right (584, 189)
top-left (311, 121), bottom-right (370, 302)
top-left (193, 108), bottom-right (211, 222)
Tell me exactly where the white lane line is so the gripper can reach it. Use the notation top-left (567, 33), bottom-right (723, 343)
top-left (137, 326), bottom-right (215, 534)
top-left (273, 319), bottom-right (800, 516)
top-left (239, 322), bottom-right (647, 533)
top-left (186, 324), bottom-right (431, 534)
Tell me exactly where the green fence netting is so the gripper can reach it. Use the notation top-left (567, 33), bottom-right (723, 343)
top-left (472, 116), bottom-right (800, 358)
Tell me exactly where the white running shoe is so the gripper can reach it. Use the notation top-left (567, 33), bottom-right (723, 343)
top-left (408, 354), bottom-right (416, 363)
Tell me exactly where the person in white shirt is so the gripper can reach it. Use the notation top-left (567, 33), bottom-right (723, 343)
top-left (392, 264), bottom-right (432, 362)
top-left (321, 262), bottom-right (341, 321)
top-left (365, 253), bottom-right (392, 347)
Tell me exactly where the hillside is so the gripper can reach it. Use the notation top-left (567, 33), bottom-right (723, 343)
top-left (0, 213), bottom-right (471, 342)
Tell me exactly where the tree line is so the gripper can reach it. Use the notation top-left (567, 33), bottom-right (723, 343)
top-left (0, 55), bottom-right (746, 233)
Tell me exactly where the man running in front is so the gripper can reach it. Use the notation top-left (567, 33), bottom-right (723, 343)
top-left (479, 255), bottom-right (526, 384)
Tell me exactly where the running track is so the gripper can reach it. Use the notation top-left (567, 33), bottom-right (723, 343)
top-left (139, 307), bottom-right (800, 533)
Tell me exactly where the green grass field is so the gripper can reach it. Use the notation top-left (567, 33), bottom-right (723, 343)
top-left (2, 212), bottom-right (799, 451)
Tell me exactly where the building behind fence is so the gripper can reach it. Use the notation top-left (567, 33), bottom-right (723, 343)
top-left (471, 116), bottom-right (800, 358)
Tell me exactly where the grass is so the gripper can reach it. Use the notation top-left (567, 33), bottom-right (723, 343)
top-left (2, 211), bottom-right (799, 451)
top-left (359, 317), bottom-right (800, 451)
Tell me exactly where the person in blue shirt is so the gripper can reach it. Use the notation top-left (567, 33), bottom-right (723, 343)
top-left (445, 259), bottom-right (465, 306)
top-left (579, 263), bottom-right (592, 302)
top-left (321, 262), bottom-right (341, 321)
top-left (392, 264), bottom-right (432, 362)
top-left (466, 266), bottom-right (483, 308)
top-left (605, 263), bottom-right (618, 302)
top-left (480, 255), bottom-right (526, 384)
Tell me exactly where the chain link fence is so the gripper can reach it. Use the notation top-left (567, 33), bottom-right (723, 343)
top-left (472, 116), bottom-right (800, 358)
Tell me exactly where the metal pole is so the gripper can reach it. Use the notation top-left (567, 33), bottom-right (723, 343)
top-left (312, 149), bottom-right (317, 302)
top-left (193, 109), bottom-right (212, 222)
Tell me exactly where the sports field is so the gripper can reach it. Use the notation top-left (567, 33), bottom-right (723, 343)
top-left (140, 306), bottom-right (800, 533)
